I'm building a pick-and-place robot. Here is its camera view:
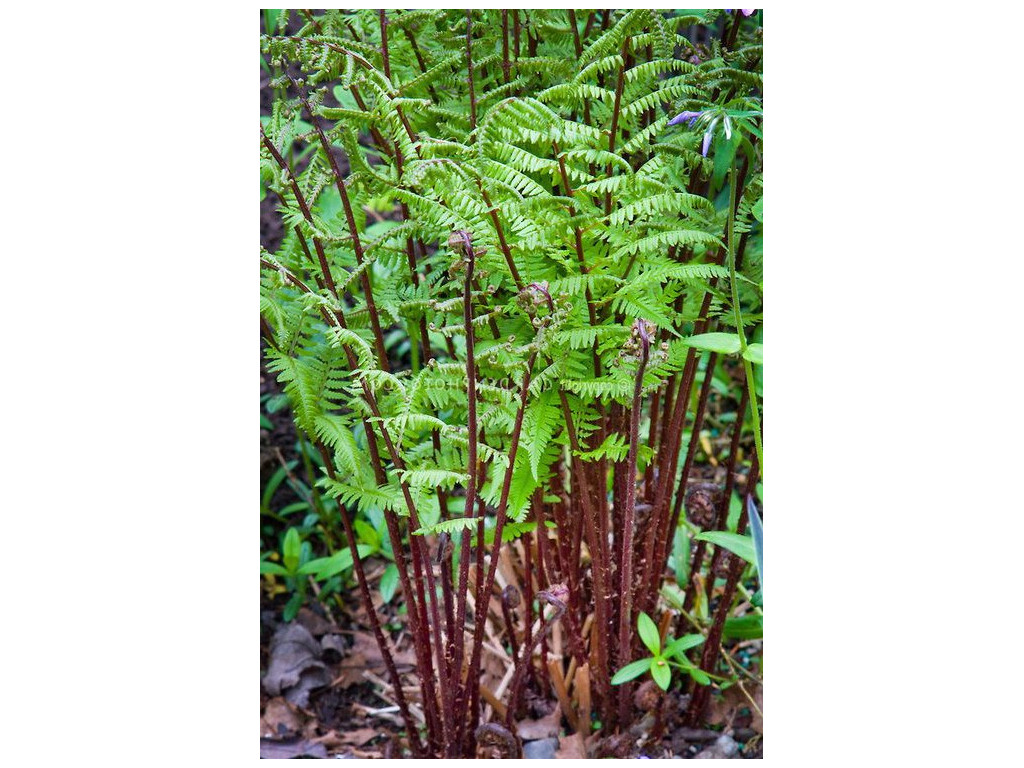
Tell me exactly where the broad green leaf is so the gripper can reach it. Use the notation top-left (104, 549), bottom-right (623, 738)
top-left (694, 530), bottom-right (756, 566)
top-left (664, 633), bottom-right (706, 658)
top-left (650, 658), bottom-right (671, 691)
top-left (261, 414), bottom-right (273, 430)
top-left (283, 592), bottom-right (303, 622)
top-left (299, 544), bottom-right (375, 579)
top-left (379, 563), bottom-right (400, 603)
top-left (637, 612), bottom-right (661, 655)
top-left (262, 461), bottom-right (298, 513)
top-left (611, 658), bottom-right (652, 685)
top-left (354, 520), bottom-right (381, 550)
top-left (260, 560), bottom-right (289, 576)
top-left (742, 343), bottom-right (763, 365)
top-left (282, 528), bottom-right (301, 573)
top-left (688, 667), bottom-right (711, 686)
top-left (723, 614), bottom-right (763, 640)
top-left (685, 333), bottom-right (741, 355)
top-left (752, 197), bottom-right (763, 222)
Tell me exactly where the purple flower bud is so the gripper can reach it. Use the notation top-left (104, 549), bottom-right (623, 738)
top-left (668, 110), bottom-right (702, 128)
top-left (742, 9), bottom-right (756, 16)
top-left (702, 130), bottom-right (713, 157)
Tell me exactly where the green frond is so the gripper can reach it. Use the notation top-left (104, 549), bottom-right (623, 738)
top-left (612, 229), bottom-right (723, 263)
top-left (400, 468), bottom-right (470, 490)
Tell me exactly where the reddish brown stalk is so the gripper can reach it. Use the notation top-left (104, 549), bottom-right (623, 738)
top-left (260, 129), bottom-right (338, 293)
top-left (568, 10), bottom-right (583, 57)
top-left (449, 231), bottom-right (480, 756)
top-left (557, 389), bottom-right (614, 715)
top-left (463, 352), bottom-right (537, 745)
top-left (644, 352), bottom-right (718, 612)
top-left (400, 24), bottom-right (440, 103)
top-left (501, 585), bottom-right (522, 662)
top-left (616, 320), bottom-right (652, 725)
top-left (348, 85), bottom-right (395, 160)
top-left (528, 534), bottom-right (552, 694)
top-left (260, 315), bottom-right (280, 352)
top-left (684, 459), bottom-right (760, 727)
top-left (552, 142), bottom-right (599, 330)
top-left (299, 9), bottom-right (322, 34)
top-left (724, 9), bottom-right (744, 49)
top-left (470, 447), bottom-right (491, 637)
top-left (637, 275), bottom-right (721, 599)
top-left (512, 10), bottom-right (521, 58)
top-left (520, 533), bottom-right (537, 683)
top-left (501, 10), bottom-right (511, 83)
top-left (478, 185), bottom-right (524, 290)
top-left (701, 386), bottom-right (751, 605)
top-left (378, 10), bottom-right (391, 80)
top-left (278, 35), bottom-right (374, 72)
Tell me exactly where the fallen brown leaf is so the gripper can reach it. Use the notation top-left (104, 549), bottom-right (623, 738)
top-left (260, 696), bottom-right (306, 738)
top-left (259, 737), bottom-right (328, 759)
top-left (555, 731), bottom-right (586, 759)
top-left (338, 727), bottom-right (379, 746)
top-left (332, 652), bottom-right (370, 689)
top-left (517, 707), bottom-right (561, 740)
top-left (262, 622), bottom-right (331, 707)
top-left (296, 606), bottom-right (337, 637)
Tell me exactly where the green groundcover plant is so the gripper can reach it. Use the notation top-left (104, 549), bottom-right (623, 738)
top-left (260, 8), bottom-right (762, 758)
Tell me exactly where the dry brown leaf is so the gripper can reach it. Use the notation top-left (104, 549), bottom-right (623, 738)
top-left (320, 633), bottom-right (348, 660)
top-left (259, 737), bottom-right (328, 759)
top-left (338, 727), bottom-right (379, 746)
top-left (705, 685), bottom-right (743, 727)
top-left (517, 707), bottom-right (562, 740)
top-left (555, 731), bottom-right (586, 759)
top-left (260, 697), bottom-right (306, 738)
top-left (332, 652), bottom-right (370, 689)
top-left (296, 607), bottom-right (337, 637)
top-left (311, 730), bottom-right (344, 750)
top-left (262, 623), bottom-right (331, 707)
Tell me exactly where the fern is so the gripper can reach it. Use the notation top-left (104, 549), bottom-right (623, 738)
top-left (261, 8), bottom-right (764, 754)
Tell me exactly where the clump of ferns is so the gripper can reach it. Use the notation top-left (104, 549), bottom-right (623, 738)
top-left (261, 7), bottom-right (763, 758)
